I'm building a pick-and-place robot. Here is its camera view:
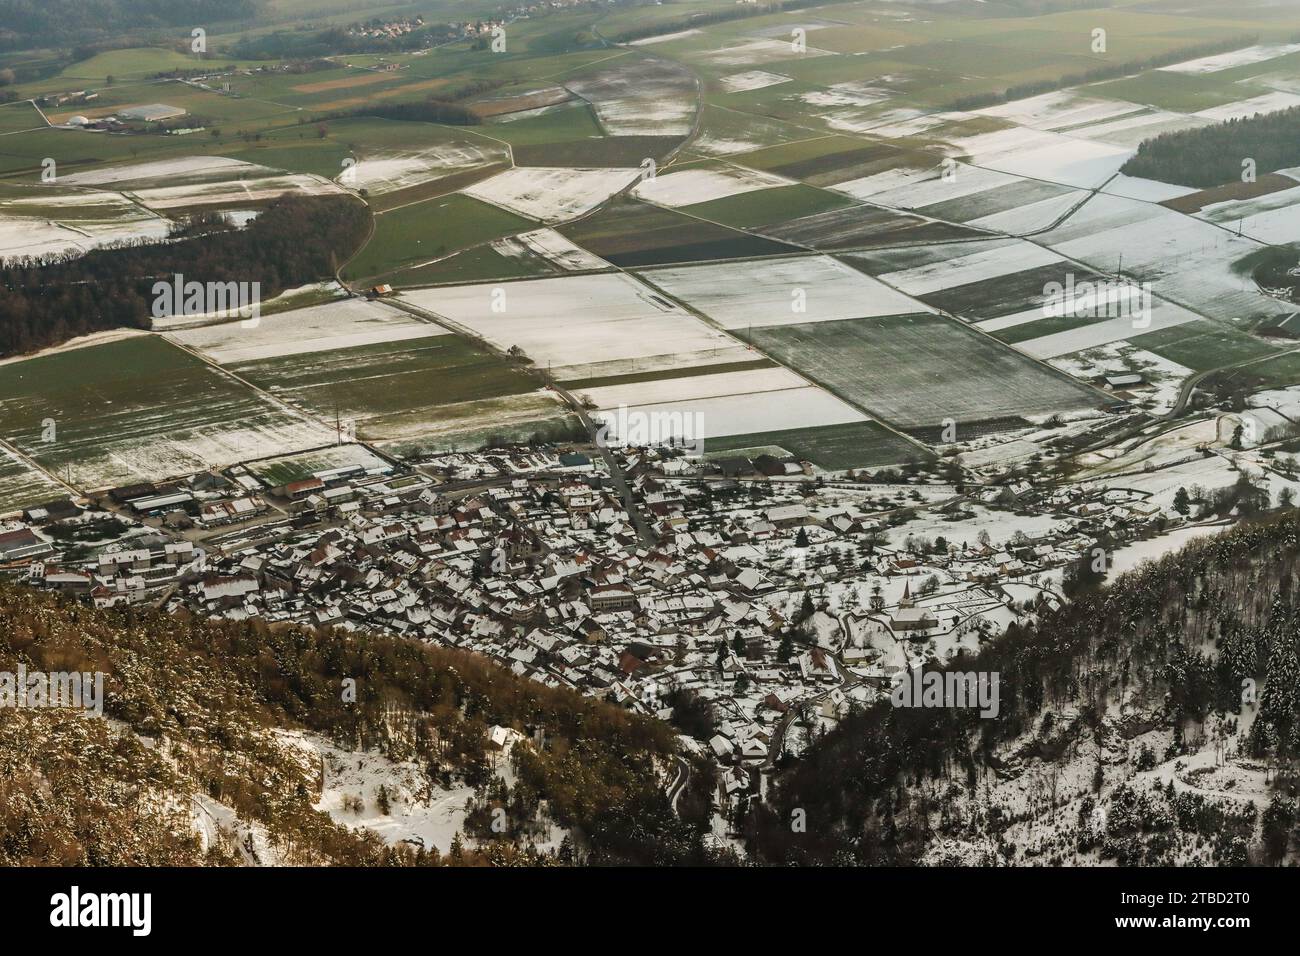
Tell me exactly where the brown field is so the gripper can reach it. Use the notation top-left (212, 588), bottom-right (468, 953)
top-left (368, 162), bottom-right (511, 212)
top-left (313, 78), bottom-right (451, 112)
top-left (1162, 174), bottom-right (1297, 214)
top-left (293, 70), bottom-right (402, 94)
top-left (470, 87), bottom-right (572, 118)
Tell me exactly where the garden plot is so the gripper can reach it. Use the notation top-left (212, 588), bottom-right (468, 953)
top-left (638, 255), bottom-right (932, 329)
top-left (0, 336), bottom-right (334, 490)
top-left (167, 298), bottom-right (441, 365)
top-left (747, 313), bottom-right (1102, 431)
top-left (0, 448), bottom-right (63, 516)
top-left (1160, 43), bottom-right (1300, 74)
top-left (342, 142), bottom-right (508, 195)
top-left (492, 229), bottom-right (608, 272)
top-left (1012, 299), bottom-right (1201, 360)
top-left (718, 71), bottom-right (792, 93)
top-left (463, 167), bottom-right (641, 223)
top-left (632, 166), bottom-right (790, 207)
top-left (565, 60), bottom-right (696, 137)
top-left (401, 273), bottom-right (752, 381)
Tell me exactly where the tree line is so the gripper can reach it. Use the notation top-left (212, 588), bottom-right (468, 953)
top-left (944, 34), bottom-right (1257, 111)
top-left (748, 510), bottom-right (1300, 865)
top-left (1123, 104), bottom-right (1300, 188)
top-left (0, 195), bottom-right (370, 358)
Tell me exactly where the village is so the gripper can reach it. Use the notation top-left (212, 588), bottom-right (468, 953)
top-left (0, 430), bottom-right (1209, 825)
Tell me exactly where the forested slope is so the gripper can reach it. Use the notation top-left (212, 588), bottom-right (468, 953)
top-left (751, 514), bottom-right (1300, 866)
top-left (0, 583), bottom-right (718, 866)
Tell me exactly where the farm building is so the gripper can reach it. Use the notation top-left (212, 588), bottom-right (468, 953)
top-left (118, 104), bottom-right (188, 122)
top-left (1103, 373), bottom-right (1145, 390)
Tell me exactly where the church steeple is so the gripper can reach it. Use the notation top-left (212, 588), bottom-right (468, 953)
top-left (900, 579), bottom-right (913, 608)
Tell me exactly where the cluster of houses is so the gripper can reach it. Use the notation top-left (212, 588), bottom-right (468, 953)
top-left (0, 438), bottom-right (1194, 821)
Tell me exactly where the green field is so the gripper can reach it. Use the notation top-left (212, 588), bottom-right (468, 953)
top-left (0, 336), bottom-right (330, 490)
top-left (745, 313), bottom-right (1103, 432)
top-left (0, 449), bottom-right (63, 515)
top-left (1130, 321), bottom-right (1281, 371)
top-left (343, 193), bottom-right (536, 283)
top-left (703, 421), bottom-right (925, 470)
top-left (230, 333), bottom-right (549, 443)
top-left (679, 183), bottom-right (858, 229)
top-left (561, 197), bottom-right (798, 266)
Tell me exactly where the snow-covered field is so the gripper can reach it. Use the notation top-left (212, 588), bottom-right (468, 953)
top-left (699, 38), bottom-right (835, 67)
top-left (402, 273), bottom-right (752, 380)
top-left (0, 446), bottom-right (63, 515)
top-left (1037, 192), bottom-right (1286, 321)
top-left (131, 172), bottom-right (346, 210)
top-left (1160, 42), bottom-right (1300, 74)
top-left (58, 155), bottom-right (255, 188)
top-left (566, 60), bottom-right (696, 136)
top-left (66, 415), bottom-right (337, 490)
top-left (1193, 180), bottom-right (1300, 245)
top-left (0, 186), bottom-right (172, 260)
top-left (342, 142), bottom-right (506, 194)
top-left (878, 240), bottom-right (1063, 295)
top-left (593, 385), bottom-right (868, 441)
top-left (54, 155), bottom-right (346, 211)
top-left (168, 298), bottom-right (443, 364)
top-left (632, 165), bottom-right (789, 207)
top-left (576, 364), bottom-right (807, 409)
top-left (491, 228), bottom-right (609, 271)
top-left (1013, 299), bottom-right (1202, 360)
top-left (941, 126), bottom-right (1133, 189)
top-left (973, 91), bottom-right (1142, 131)
top-left (718, 70), bottom-right (792, 93)
top-left (1194, 90), bottom-right (1300, 122)
top-left (0, 213), bottom-right (169, 260)
top-left (641, 255), bottom-right (933, 328)
top-left (463, 166), bottom-right (640, 222)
